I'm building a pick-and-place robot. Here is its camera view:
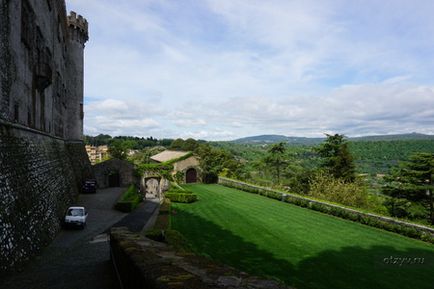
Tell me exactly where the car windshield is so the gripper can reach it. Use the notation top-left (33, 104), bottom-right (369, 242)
top-left (67, 208), bottom-right (84, 216)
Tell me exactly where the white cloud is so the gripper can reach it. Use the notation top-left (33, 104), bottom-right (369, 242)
top-left (66, 0), bottom-right (434, 140)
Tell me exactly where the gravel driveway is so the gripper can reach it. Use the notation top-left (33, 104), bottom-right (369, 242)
top-left (0, 187), bottom-right (128, 289)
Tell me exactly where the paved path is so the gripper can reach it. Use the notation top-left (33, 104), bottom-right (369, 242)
top-left (0, 187), bottom-right (128, 289)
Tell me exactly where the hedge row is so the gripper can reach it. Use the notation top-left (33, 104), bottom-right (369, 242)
top-left (218, 177), bottom-right (434, 244)
top-left (165, 192), bottom-right (197, 203)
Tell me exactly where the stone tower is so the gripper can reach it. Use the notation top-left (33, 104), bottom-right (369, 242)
top-left (66, 11), bottom-right (89, 141)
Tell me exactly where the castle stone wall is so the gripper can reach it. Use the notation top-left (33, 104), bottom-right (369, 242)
top-left (0, 0), bottom-right (91, 273)
top-left (0, 125), bottom-right (81, 272)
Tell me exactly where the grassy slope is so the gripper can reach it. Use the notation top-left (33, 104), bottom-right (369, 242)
top-left (171, 184), bottom-right (434, 289)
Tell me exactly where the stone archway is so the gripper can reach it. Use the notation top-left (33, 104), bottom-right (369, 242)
top-left (145, 178), bottom-right (160, 199)
top-left (186, 168), bottom-right (198, 183)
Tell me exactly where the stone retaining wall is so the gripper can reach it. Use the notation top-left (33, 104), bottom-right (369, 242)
top-left (219, 177), bottom-right (434, 243)
top-left (110, 227), bottom-right (292, 289)
top-left (0, 124), bottom-right (91, 273)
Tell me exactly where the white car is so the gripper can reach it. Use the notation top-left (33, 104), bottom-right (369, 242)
top-left (64, 206), bottom-right (88, 229)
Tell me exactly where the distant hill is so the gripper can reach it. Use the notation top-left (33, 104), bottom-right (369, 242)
top-left (232, 133), bottom-right (434, 145)
top-left (350, 133), bottom-right (434, 142)
top-left (232, 135), bottom-right (324, 145)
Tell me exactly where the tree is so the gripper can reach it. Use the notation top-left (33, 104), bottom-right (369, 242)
top-left (263, 142), bottom-right (287, 184)
top-left (195, 143), bottom-right (241, 183)
top-left (308, 172), bottom-right (368, 208)
top-left (315, 134), bottom-right (355, 182)
top-left (383, 152), bottom-right (434, 224)
top-left (108, 139), bottom-right (129, 160)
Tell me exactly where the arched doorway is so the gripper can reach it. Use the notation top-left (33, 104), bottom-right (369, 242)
top-left (145, 178), bottom-right (160, 199)
top-left (108, 172), bottom-right (120, 187)
top-left (186, 168), bottom-right (198, 183)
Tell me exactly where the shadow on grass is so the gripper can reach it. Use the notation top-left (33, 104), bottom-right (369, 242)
top-left (172, 208), bottom-right (434, 289)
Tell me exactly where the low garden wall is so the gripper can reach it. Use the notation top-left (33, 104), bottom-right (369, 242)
top-left (218, 177), bottom-right (434, 244)
top-left (110, 227), bottom-right (291, 289)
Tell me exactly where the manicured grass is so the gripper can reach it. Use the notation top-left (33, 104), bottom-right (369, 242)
top-left (171, 184), bottom-right (434, 289)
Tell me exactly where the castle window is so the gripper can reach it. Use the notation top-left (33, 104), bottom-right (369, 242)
top-left (80, 103), bottom-right (84, 120)
top-left (34, 28), bottom-right (53, 91)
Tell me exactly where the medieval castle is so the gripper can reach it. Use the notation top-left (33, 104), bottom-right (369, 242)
top-left (0, 0), bottom-right (91, 271)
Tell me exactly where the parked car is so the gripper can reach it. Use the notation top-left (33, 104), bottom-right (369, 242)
top-left (64, 206), bottom-right (88, 229)
top-left (82, 179), bottom-right (97, 193)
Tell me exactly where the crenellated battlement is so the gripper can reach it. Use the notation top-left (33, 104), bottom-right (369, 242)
top-left (67, 11), bottom-right (89, 43)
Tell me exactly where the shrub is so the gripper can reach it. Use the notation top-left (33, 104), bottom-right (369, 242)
top-left (203, 172), bottom-right (218, 184)
top-left (167, 187), bottom-right (193, 195)
top-left (308, 173), bottom-right (368, 208)
top-left (165, 193), bottom-right (197, 203)
top-left (265, 190), bottom-right (282, 200)
top-left (174, 171), bottom-right (184, 183)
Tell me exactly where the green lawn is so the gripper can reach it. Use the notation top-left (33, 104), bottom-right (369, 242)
top-left (171, 184), bottom-right (434, 289)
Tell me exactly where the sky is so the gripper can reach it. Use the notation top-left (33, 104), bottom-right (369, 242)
top-left (67, 0), bottom-right (434, 140)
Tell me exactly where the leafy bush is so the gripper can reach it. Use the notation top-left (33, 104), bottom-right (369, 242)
top-left (203, 172), bottom-right (219, 184)
top-left (114, 185), bottom-right (142, 212)
top-left (174, 171), bottom-right (184, 183)
top-left (384, 198), bottom-right (428, 220)
top-left (165, 192), bottom-right (197, 203)
top-left (308, 173), bottom-right (368, 208)
top-left (167, 187), bottom-right (193, 195)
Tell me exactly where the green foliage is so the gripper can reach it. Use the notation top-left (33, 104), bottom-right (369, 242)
top-left (114, 185), bottom-right (142, 212)
top-left (315, 134), bottom-right (355, 182)
top-left (165, 186), bottom-right (198, 203)
top-left (136, 163), bottom-right (174, 180)
top-left (127, 146), bottom-right (166, 165)
top-left (195, 143), bottom-right (242, 182)
top-left (135, 151), bottom-right (194, 180)
top-left (308, 173), bottom-right (369, 208)
top-left (85, 134), bottom-right (173, 149)
top-left (349, 140), bottom-right (434, 174)
top-left (170, 138), bottom-right (202, 151)
top-left (383, 152), bottom-right (434, 224)
top-left (174, 171), bottom-right (184, 183)
top-left (263, 142), bottom-right (287, 184)
top-left (108, 139), bottom-right (129, 160)
top-left (164, 183), bottom-right (197, 203)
